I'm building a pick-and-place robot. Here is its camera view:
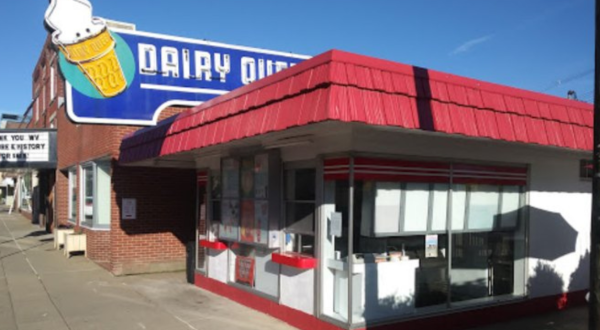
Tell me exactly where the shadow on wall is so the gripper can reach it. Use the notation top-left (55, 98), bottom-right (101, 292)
top-left (111, 158), bottom-right (197, 246)
top-left (528, 206), bottom-right (578, 262)
top-left (568, 250), bottom-right (590, 293)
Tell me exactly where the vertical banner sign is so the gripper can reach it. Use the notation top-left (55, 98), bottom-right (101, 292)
top-left (44, 0), bottom-right (309, 126)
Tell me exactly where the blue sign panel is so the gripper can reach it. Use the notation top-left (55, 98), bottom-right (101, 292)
top-left (62, 29), bottom-right (309, 125)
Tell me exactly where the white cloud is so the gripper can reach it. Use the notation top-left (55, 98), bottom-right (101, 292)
top-left (450, 35), bottom-right (493, 56)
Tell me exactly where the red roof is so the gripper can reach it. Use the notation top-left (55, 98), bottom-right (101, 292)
top-left (120, 50), bottom-right (593, 164)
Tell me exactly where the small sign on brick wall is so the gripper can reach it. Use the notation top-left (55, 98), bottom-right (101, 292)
top-left (122, 198), bottom-right (137, 220)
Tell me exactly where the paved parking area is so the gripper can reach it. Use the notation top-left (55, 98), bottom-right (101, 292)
top-left (0, 212), bottom-right (588, 330)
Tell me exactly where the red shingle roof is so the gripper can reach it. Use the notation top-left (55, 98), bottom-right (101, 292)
top-left (120, 50), bottom-right (593, 164)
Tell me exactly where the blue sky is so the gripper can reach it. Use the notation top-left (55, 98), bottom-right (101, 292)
top-left (0, 0), bottom-right (593, 115)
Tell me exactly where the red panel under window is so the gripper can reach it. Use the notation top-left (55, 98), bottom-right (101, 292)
top-left (272, 252), bottom-right (317, 269)
top-left (199, 240), bottom-right (227, 250)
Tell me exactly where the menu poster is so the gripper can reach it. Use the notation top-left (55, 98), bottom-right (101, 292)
top-left (255, 200), bottom-right (269, 244)
top-left (235, 256), bottom-right (255, 286)
top-left (241, 157), bottom-right (254, 198)
top-left (222, 158), bottom-right (240, 198)
top-left (240, 200), bottom-right (255, 242)
top-left (220, 199), bottom-right (240, 240)
top-left (254, 154), bottom-right (269, 199)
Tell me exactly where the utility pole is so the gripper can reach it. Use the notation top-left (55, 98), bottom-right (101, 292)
top-left (591, 0), bottom-right (600, 329)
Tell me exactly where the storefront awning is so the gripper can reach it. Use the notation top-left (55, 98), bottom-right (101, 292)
top-left (120, 50), bottom-right (593, 164)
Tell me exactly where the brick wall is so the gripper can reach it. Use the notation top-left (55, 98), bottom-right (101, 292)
top-left (110, 165), bottom-right (196, 275)
top-left (30, 35), bottom-right (197, 275)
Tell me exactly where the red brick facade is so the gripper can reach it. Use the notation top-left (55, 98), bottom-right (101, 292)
top-left (27, 35), bottom-right (196, 275)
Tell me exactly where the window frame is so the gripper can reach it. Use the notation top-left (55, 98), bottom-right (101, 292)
top-left (50, 64), bottom-right (56, 102)
top-left (68, 167), bottom-right (77, 224)
top-left (283, 163), bottom-right (317, 255)
top-left (79, 161), bottom-right (111, 230)
top-left (580, 159), bottom-right (593, 180)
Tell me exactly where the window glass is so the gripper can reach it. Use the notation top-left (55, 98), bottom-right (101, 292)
top-left (96, 162), bottom-right (110, 226)
top-left (467, 185), bottom-right (500, 231)
top-left (240, 157), bottom-right (254, 198)
top-left (499, 186), bottom-right (520, 229)
top-left (68, 169), bottom-right (77, 222)
top-left (83, 165), bottom-right (94, 223)
top-left (431, 184), bottom-right (448, 231)
top-left (50, 66), bottom-right (56, 100)
top-left (451, 185), bottom-right (467, 230)
top-left (285, 202), bottom-right (314, 234)
top-left (580, 159), bottom-right (593, 179)
top-left (295, 169), bottom-right (316, 201)
top-left (373, 182), bottom-right (401, 234)
top-left (403, 183), bottom-right (429, 232)
top-left (79, 162), bottom-right (110, 228)
top-left (284, 168), bottom-right (316, 235)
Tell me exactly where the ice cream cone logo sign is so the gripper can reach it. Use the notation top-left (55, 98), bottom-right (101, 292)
top-left (45, 0), bottom-right (130, 98)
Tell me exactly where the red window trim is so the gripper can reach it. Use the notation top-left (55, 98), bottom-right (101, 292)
top-left (272, 252), bottom-right (317, 269)
top-left (199, 239), bottom-right (227, 250)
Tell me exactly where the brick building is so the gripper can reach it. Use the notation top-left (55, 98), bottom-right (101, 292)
top-left (25, 33), bottom-right (196, 275)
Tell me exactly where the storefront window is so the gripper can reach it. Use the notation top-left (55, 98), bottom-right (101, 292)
top-left (450, 184), bottom-right (526, 304)
top-left (320, 157), bottom-right (527, 326)
top-left (218, 154), bottom-right (280, 297)
top-left (284, 168), bottom-right (316, 255)
top-left (80, 161), bottom-right (110, 229)
top-left (353, 180), bottom-right (449, 322)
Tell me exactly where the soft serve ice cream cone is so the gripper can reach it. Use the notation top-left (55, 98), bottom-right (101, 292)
top-left (45, 0), bottom-right (127, 97)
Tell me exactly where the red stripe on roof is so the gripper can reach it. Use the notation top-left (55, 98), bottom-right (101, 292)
top-left (120, 50), bottom-right (593, 164)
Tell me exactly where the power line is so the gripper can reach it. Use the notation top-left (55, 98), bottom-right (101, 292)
top-left (541, 68), bottom-right (594, 92)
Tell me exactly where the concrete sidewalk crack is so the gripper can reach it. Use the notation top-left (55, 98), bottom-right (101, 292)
top-left (1, 216), bottom-right (73, 330)
top-left (0, 246), bottom-right (18, 330)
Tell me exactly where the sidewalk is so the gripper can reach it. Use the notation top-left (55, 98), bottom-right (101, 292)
top-left (0, 212), bottom-right (588, 330)
top-left (0, 212), bottom-right (295, 330)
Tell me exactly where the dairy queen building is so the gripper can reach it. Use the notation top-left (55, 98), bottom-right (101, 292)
top-left (12, 4), bottom-right (594, 330)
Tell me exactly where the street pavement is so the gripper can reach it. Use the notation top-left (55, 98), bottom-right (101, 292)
top-left (0, 211), bottom-right (588, 330)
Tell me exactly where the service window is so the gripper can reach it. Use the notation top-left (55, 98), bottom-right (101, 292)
top-left (283, 167), bottom-right (316, 255)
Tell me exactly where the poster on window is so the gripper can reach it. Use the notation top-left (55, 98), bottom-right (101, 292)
top-left (241, 157), bottom-right (254, 198)
top-left (254, 154), bottom-right (269, 199)
top-left (255, 200), bottom-right (269, 244)
top-left (240, 200), bottom-right (255, 242)
top-left (235, 256), bottom-right (255, 286)
top-left (425, 234), bottom-right (438, 258)
top-left (220, 199), bottom-right (239, 240)
top-left (222, 158), bottom-right (240, 198)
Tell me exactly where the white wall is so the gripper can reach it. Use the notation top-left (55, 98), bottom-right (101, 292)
top-left (280, 266), bottom-right (315, 314)
top-left (207, 249), bottom-right (228, 283)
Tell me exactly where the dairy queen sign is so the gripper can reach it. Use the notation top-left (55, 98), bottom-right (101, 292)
top-left (44, 0), bottom-right (309, 126)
